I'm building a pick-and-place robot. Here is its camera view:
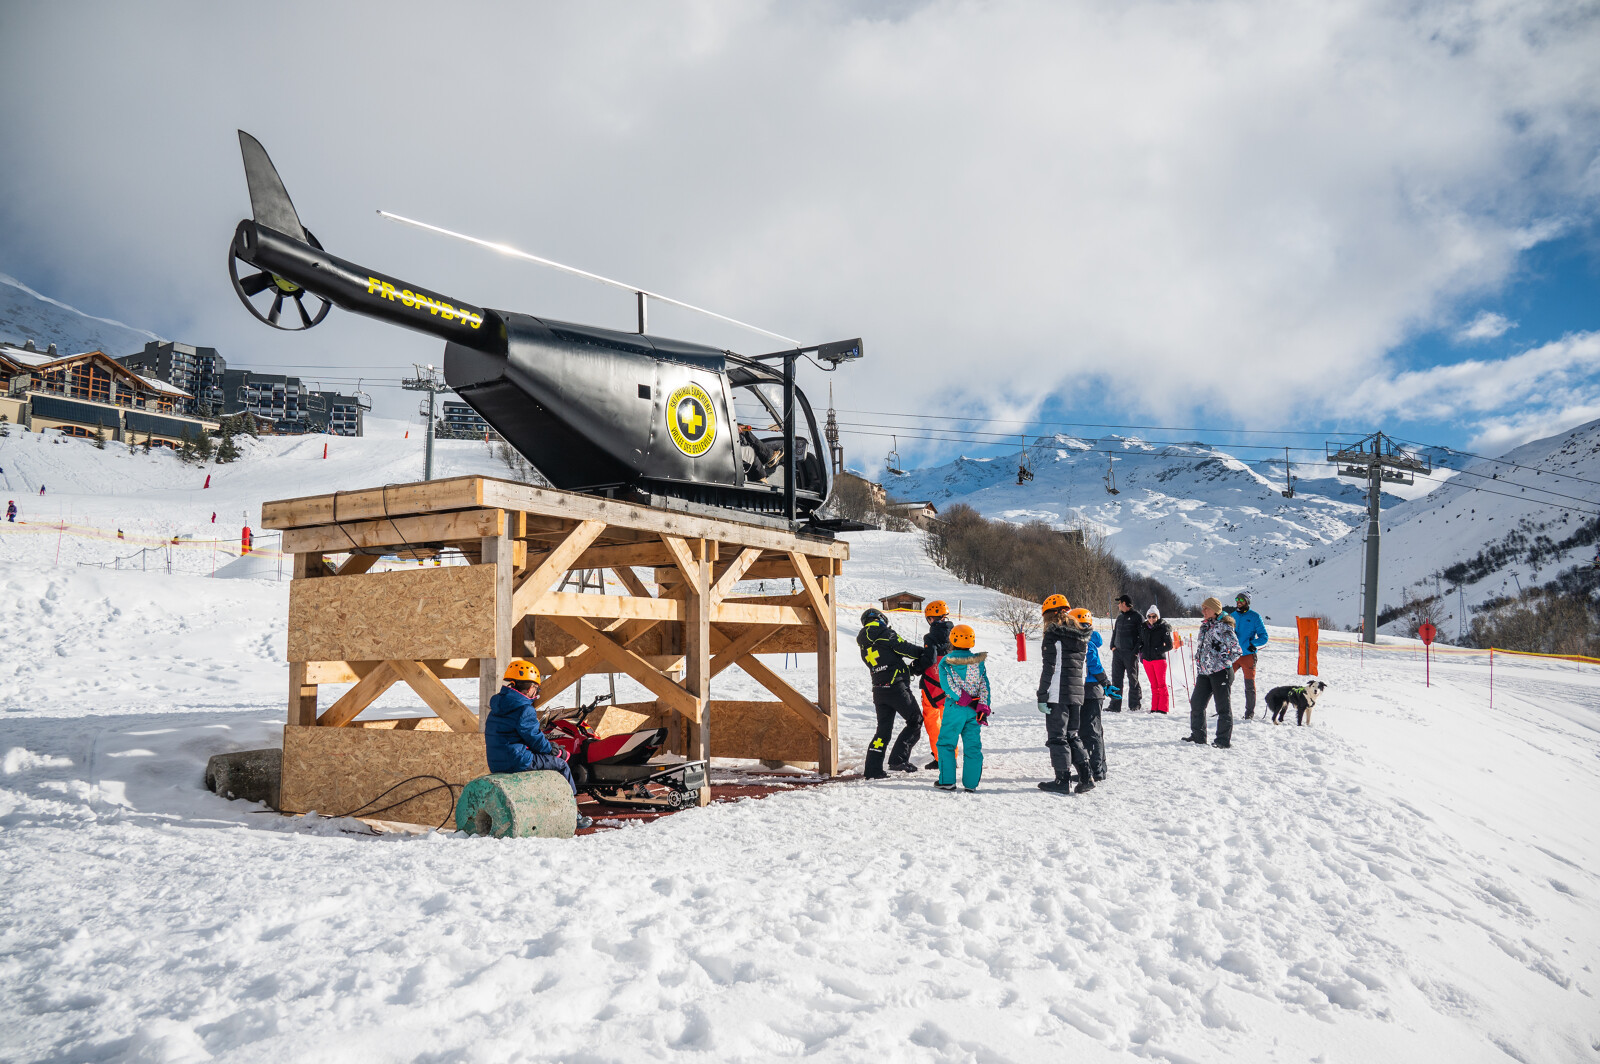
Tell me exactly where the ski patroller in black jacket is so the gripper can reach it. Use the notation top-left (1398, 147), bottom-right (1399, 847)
top-left (1110, 610), bottom-right (1143, 655)
top-left (857, 621), bottom-right (924, 688)
top-left (919, 617), bottom-right (955, 673)
top-left (1138, 619), bottom-right (1174, 661)
top-left (1038, 618), bottom-right (1092, 706)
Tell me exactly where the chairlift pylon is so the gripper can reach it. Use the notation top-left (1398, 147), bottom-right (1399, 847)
top-left (1016, 435), bottom-right (1034, 485)
top-left (1104, 452), bottom-right (1120, 495)
top-left (1280, 446), bottom-right (1296, 498)
top-left (886, 435), bottom-right (907, 476)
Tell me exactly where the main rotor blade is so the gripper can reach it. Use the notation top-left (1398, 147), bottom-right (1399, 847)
top-left (239, 270), bottom-right (273, 296)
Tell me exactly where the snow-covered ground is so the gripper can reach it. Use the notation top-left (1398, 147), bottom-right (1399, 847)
top-left (1, 435), bottom-right (1598, 1062)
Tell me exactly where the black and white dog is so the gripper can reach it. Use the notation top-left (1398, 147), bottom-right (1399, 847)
top-left (1265, 681), bottom-right (1327, 726)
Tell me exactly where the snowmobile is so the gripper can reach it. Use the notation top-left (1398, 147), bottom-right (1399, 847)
top-left (226, 131), bottom-right (864, 528)
top-left (542, 694), bottom-right (708, 810)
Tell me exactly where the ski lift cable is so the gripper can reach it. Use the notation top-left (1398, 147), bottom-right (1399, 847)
top-left (1390, 435), bottom-right (1600, 490)
top-left (834, 419), bottom-right (1347, 454)
top-left (836, 407), bottom-right (1370, 438)
top-left (378, 210), bottom-right (801, 346)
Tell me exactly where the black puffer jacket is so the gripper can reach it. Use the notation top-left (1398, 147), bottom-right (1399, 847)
top-left (1110, 610), bottom-right (1142, 655)
top-left (857, 620), bottom-right (923, 687)
top-left (1038, 617), bottom-right (1092, 707)
top-left (919, 617), bottom-right (954, 672)
top-left (1139, 618), bottom-right (1174, 661)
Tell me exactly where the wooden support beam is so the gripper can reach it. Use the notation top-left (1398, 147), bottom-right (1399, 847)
top-left (391, 659), bottom-right (481, 734)
top-left (526, 591), bottom-right (684, 621)
top-left (711, 547), bottom-right (762, 602)
top-left (708, 624), bottom-right (779, 678)
top-left (334, 553), bottom-right (380, 577)
top-left (316, 661), bottom-right (399, 727)
top-left (712, 601), bottom-right (816, 627)
top-left (608, 565), bottom-right (652, 599)
top-left (281, 508), bottom-right (505, 555)
top-left (681, 538), bottom-right (712, 804)
top-left (657, 533), bottom-right (698, 584)
top-left (479, 519), bottom-right (515, 726)
top-left (549, 615), bottom-right (700, 721)
top-left (305, 658), bottom-right (476, 685)
top-left (787, 550), bottom-right (830, 619)
top-left (510, 519), bottom-right (606, 620)
top-left (288, 552), bottom-right (324, 725)
top-left (814, 573), bottom-right (839, 775)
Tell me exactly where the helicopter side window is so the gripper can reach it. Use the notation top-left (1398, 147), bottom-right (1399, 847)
top-left (733, 383), bottom-right (786, 482)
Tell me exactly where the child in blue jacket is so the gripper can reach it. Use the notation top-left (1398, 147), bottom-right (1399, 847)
top-left (936, 624), bottom-right (990, 792)
top-left (483, 660), bottom-right (592, 829)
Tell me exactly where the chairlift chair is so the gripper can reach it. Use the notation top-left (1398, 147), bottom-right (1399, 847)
top-left (1280, 446), bottom-right (1296, 498)
top-left (1104, 452), bottom-right (1120, 495)
top-left (1016, 435), bottom-right (1034, 485)
top-left (886, 435), bottom-right (907, 476)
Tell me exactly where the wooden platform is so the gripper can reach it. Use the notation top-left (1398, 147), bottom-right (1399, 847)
top-left (261, 476), bottom-right (849, 826)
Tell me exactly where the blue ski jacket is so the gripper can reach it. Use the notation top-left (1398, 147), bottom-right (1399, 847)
top-left (1229, 607), bottom-right (1270, 654)
top-left (484, 685), bottom-right (560, 773)
top-left (1086, 629), bottom-right (1106, 679)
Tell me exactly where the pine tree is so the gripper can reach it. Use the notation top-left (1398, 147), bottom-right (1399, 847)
top-left (141, 434), bottom-right (152, 454)
top-left (216, 432), bottom-right (240, 464)
top-left (193, 430), bottom-right (214, 461)
top-left (94, 427), bottom-right (106, 450)
top-left (178, 430), bottom-right (196, 463)
top-left (0, 414), bottom-right (10, 438)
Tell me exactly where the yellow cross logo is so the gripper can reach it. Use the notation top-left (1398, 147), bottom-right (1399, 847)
top-left (682, 403), bottom-right (702, 435)
top-left (865, 647), bottom-right (880, 666)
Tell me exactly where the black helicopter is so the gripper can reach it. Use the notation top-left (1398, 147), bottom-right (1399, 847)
top-left (227, 132), bottom-right (862, 528)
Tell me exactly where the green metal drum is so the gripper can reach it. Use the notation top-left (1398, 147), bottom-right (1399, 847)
top-left (455, 771), bottom-right (578, 839)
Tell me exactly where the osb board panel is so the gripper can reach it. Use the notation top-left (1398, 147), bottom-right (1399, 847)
top-left (281, 725), bottom-right (487, 827)
top-left (288, 565), bottom-right (498, 662)
top-left (354, 718), bottom-right (454, 731)
top-left (590, 700), bottom-right (816, 762)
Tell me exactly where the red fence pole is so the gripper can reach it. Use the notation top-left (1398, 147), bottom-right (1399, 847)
top-left (1489, 648), bottom-right (1494, 709)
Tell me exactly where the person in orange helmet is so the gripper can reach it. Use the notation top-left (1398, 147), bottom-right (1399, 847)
top-left (1036, 597), bottom-right (1096, 794)
top-left (916, 600), bottom-right (955, 770)
top-left (484, 660), bottom-right (592, 830)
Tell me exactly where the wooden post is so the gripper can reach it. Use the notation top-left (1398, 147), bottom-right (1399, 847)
top-left (815, 565), bottom-right (839, 776)
top-left (479, 516), bottom-right (515, 728)
top-left (683, 537), bottom-right (712, 804)
top-left (288, 552), bottom-right (325, 726)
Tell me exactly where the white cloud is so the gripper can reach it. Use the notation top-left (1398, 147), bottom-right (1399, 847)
top-left (0, 1), bottom-right (1597, 449)
top-left (1455, 310), bottom-right (1516, 342)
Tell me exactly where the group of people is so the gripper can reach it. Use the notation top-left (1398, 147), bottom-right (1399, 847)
top-left (855, 590), bottom-right (1273, 790)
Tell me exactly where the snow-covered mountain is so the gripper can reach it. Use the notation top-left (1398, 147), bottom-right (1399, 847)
top-left (887, 435), bottom-right (1412, 600)
top-left (0, 271), bottom-right (162, 357)
top-left (1259, 418), bottom-right (1600, 631)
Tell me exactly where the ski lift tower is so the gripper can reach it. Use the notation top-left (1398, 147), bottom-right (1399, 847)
top-left (401, 363), bottom-right (450, 481)
top-left (1327, 431), bottom-right (1430, 643)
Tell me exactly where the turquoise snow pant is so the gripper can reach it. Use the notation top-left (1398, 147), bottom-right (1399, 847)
top-left (936, 704), bottom-right (984, 790)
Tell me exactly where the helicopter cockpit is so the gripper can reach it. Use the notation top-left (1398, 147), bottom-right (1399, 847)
top-left (727, 357), bottom-right (826, 497)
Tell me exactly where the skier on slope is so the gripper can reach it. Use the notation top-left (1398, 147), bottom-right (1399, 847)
top-left (935, 624), bottom-right (990, 792)
top-left (5, 500), bottom-right (15, 523)
top-left (1036, 596), bottom-right (1096, 794)
top-left (1139, 605), bottom-right (1175, 714)
top-left (857, 609), bottom-right (926, 778)
top-left (1107, 594), bottom-right (1143, 711)
top-left (917, 600), bottom-right (955, 771)
top-left (1225, 591), bottom-right (1270, 719)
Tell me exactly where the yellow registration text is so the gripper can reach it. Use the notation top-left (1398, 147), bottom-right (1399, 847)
top-left (366, 277), bottom-right (483, 329)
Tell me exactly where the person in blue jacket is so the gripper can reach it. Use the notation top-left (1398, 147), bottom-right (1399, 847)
top-left (1226, 591), bottom-right (1270, 719)
top-left (484, 660), bottom-right (592, 829)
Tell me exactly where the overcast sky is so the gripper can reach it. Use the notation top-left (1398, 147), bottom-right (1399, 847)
top-left (2, 1), bottom-right (1597, 467)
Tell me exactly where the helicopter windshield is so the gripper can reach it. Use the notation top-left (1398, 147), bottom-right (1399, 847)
top-left (732, 381), bottom-right (784, 431)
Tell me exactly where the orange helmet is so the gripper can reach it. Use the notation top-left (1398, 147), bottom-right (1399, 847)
top-left (924, 600), bottom-right (949, 619)
top-left (950, 624), bottom-right (976, 648)
top-left (1041, 593), bottom-right (1070, 614)
top-left (503, 659), bottom-right (541, 684)
top-left (1067, 607), bottom-right (1093, 627)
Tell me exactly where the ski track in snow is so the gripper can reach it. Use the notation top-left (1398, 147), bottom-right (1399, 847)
top-left (1, 428), bottom-right (1598, 1061)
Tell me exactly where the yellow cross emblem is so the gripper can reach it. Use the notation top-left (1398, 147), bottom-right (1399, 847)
top-left (865, 647), bottom-right (880, 666)
top-left (682, 403), bottom-right (702, 435)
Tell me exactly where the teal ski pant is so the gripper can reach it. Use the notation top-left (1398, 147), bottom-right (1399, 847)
top-left (936, 704), bottom-right (984, 789)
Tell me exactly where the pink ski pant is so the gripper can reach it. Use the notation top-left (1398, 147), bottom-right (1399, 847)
top-left (1142, 657), bottom-right (1170, 713)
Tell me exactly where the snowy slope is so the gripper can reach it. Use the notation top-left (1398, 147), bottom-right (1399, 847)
top-left (889, 435), bottom-right (1404, 599)
top-left (1259, 418), bottom-right (1600, 630)
top-left (2, 441), bottom-right (1598, 1061)
top-left (0, 271), bottom-right (163, 357)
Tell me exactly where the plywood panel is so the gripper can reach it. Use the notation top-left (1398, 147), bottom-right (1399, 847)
top-left (589, 700), bottom-right (816, 762)
top-left (287, 565), bottom-right (498, 662)
top-left (280, 724), bottom-right (487, 828)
